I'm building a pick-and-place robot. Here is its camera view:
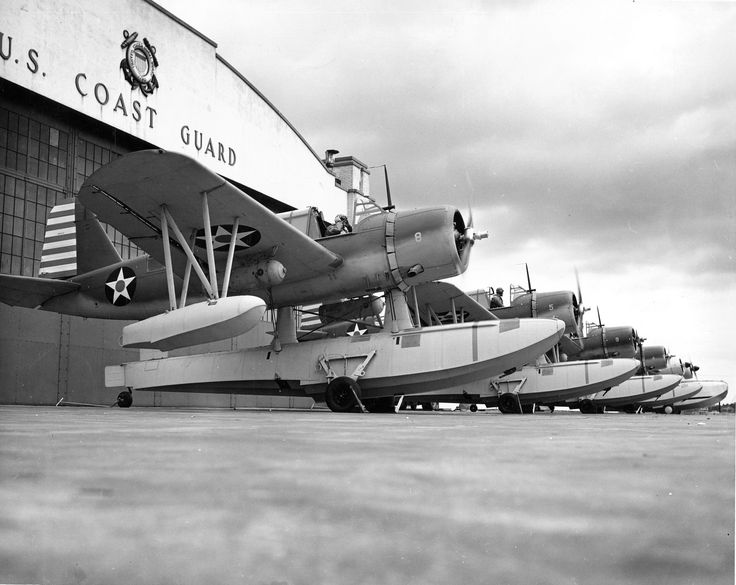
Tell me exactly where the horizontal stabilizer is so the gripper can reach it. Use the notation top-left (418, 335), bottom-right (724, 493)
top-left (0, 274), bottom-right (80, 308)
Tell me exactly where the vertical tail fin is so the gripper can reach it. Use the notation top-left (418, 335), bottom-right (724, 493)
top-left (39, 202), bottom-right (78, 278)
top-left (39, 199), bottom-right (122, 279)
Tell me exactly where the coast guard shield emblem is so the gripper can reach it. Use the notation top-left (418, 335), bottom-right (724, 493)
top-left (120, 30), bottom-right (159, 96)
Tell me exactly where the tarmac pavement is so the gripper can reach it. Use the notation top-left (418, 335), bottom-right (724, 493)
top-left (0, 405), bottom-right (733, 585)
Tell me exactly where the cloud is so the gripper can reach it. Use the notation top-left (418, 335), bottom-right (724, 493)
top-left (157, 0), bottom-right (736, 398)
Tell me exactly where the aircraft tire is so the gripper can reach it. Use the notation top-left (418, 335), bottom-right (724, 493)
top-left (497, 393), bottom-right (521, 414)
top-left (579, 399), bottom-right (596, 414)
top-left (420, 402), bottom-right (434, 411)
top-left (117, 391), bottom-right (133, 408)
top-left (325, 376), bottom-right (361, 412)
top-left (521, 403), bottom-right (534, 414)
top-left (469, 404), bottom-right (478, 413)
top-left (663, 405), bottom-right (674, 415)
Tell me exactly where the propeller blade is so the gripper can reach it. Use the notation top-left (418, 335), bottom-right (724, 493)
top-left (457, 208), bottom-right (487, 265)
top-left (574, 267), bottom-right (583, 305)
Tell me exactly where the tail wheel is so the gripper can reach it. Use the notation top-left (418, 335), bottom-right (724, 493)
top-left (117, 391), bottom-right (133, 408)
top-left (469, 404), bottom-right (478, 413)
top-left (498, 393), bottom-right (521, 414)
top-left (325, 376), bottom-right (361, 412)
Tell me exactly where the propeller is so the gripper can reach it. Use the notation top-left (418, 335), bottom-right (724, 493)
top-left (524, 263), bottom-right (535, 294)
top-left (458, 208), bottom-right (488, 264)
top-left (573, 267), bottom-right (588, 333)
top-left (684, 358), bottom-right (699, 379)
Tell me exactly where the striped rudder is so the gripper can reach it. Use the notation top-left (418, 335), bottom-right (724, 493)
top-left (39, 202), bottom-right (77, 279)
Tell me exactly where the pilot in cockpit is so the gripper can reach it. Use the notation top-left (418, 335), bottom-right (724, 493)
top-left (325, 214), bottom-right (353, 236)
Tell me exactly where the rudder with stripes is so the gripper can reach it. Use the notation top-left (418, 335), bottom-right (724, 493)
top-left (39, 202), bottom-right (78, 278)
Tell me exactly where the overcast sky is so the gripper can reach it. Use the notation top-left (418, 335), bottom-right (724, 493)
top-left (158, 0), bottom-right (736, 401)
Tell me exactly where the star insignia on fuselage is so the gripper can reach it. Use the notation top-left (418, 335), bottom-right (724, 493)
top-left (105, 267), bottom-right (137, 306)
top-left (347, 323), bottom-right (367, 336)
top-left (195, 224), bottom-right (261, 251)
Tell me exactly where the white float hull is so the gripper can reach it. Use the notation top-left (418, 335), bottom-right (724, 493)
top-left (106, 318), bottom-right (564, 400)
top-left (670, 381), bottom-right (729, 411)
top-left (638, 380), bottom-right (703, 409)
top-left (485, 358), bottom-right (640, 405)
top-left (588, 374), bottom-right (682, 407)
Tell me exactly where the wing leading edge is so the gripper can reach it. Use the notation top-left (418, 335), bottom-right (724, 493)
top-left (77, 150), bottom-right (343, 282)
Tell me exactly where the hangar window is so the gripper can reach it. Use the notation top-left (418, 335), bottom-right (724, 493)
top-left (73, 136), bottom-right (144, 261)
top-left (0, 106), bottom-right (68, 276)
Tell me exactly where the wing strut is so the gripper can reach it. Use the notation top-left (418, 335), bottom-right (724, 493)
top-left (160, 207), bottom-right (177, 311)
top-left (201, 192), bottom-right (219, 300)
top-left (160, 205), bottom-right (216, 300)
top-left (221, 216), bottom-right (240, 298)
top-left (180, 260), bottom-right (192, 308)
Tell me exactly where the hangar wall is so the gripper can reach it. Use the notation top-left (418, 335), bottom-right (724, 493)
top-left (0, 0), bottom-right (335, 407)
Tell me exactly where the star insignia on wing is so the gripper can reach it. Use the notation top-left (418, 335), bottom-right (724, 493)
top-left (347, 323), bottom-right (367, 336)
top-left (105, 267), bottom-right (137, 306)
top-left (195, 224), bottom-right (261, 251)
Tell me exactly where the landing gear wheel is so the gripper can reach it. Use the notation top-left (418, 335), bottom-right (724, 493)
top-left (469, 404), bottom-right (478, 413)
top-left (420, 402), bottom-right (434, 411)
top-left (325, 376), bottom-right (361, 412)
top-left (117, 391), bottom-right (133, 408)
top-left (579, 399), bottom-right (596, 414)
top-left (497, 393), bottom-right (521, 414)
top-left (521, 403), bottom-right (534, 414)
top-left (663, 405), bottom-right (674, 415)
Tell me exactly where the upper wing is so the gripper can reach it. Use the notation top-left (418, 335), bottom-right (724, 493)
top-left (78, 150), bottom-right (342, 280)
top-left (412, 281), bottom-right (498, 324)
top-left (0, 274), bottom-right (80, 308)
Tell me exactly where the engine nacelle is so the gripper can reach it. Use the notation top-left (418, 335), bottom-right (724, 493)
top-left (394, 207), bottom-right (471, 286)
top-left (642, 345), bottom-right (668, 372)
top-left (658, 356), bottom-right (695, 379)
top-left (491, 290), bottom-right (581, 337)
top-left (578, 326), bottom-right (639, 360)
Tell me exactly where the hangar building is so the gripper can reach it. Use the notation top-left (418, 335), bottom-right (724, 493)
top-left (0, 0), bottom-right (370, 407)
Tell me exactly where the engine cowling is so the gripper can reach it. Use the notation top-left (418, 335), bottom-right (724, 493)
top-left (578, 326), bottom-right (639, 360)
top-left (393, 207), bottom-right (474, 287)
top-left (642, 345), bottom-right (668, 372)
top-left (491, 290), bottom-right (582, 337)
